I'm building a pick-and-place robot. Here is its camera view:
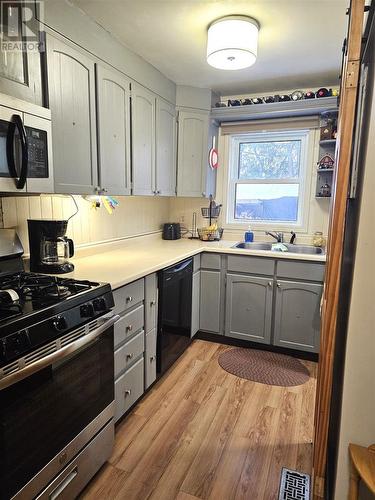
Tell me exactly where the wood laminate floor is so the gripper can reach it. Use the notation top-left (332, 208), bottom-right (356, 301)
top-left (81, 340), bottom-right (317, 500)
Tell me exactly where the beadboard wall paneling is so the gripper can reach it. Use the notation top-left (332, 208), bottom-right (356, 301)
top-left (1, 195), bottom-right (169, 254)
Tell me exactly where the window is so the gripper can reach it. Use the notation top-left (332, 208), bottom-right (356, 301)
top-left (227, 130), bottom-right (310, 227)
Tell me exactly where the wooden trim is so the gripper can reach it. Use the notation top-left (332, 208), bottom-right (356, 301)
top-left (312, 1), bottom-right (365, 497)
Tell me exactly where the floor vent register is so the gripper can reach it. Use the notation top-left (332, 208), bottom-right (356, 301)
top-left (278, 468), bottom-right (311, 500)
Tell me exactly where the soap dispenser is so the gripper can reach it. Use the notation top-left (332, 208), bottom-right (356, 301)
top-left (244, 226), bottom-right (254, 243)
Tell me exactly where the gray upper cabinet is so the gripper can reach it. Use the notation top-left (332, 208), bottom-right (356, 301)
top-left (273, 280), bottom-right (323, 353)
top-left (225, 274), bottom-right (273, 344)
top-left (0, 4), bottom-right (43, 105)
top-left (96, 64), bottom-right (131, 195)
top-left (47, 35), bottom-right (98, 194)
top-left (131, 83), bottom-right (155, 196)
top-left (155, 98), bottom-right (176, 196)
top-left (177, 109), bottom-right (209, 197)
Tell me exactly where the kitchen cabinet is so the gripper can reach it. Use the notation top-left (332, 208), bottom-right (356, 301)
top-left (191, 268), bottom-right (200, 337)
top-left (200, 269), bottom-right (221, 334)
top-left (131, 83), bottom-right (155, 196)
top-left (177, 109), bottom-right (210, 197)
top-left (155, 98), bottom-right (176, 196)
top-left (145, 328), bottom-right (157, 389)
top-left (145, 273), bottom-right (158, 333)
top-left (47, 34), bottom-right (98, 194)
top-left (0, 2), bottom-right (43, 105)
top-left (96, 64), bottom-right (131, 195)
top-left (273, 280), bottom-right (323, 353)
top-left (225, 274), bottom-right (273, 344)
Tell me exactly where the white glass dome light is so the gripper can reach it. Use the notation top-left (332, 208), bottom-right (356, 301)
top-left (206, 16), bottom-right (260, 70)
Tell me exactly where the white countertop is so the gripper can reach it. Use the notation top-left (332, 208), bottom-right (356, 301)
top-left (56, 235), bottom-right (326, 290)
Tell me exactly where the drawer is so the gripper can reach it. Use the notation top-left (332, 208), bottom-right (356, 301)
top-left (201, 253), bottom-right (221, 270)
top-left (114, 330), bottom-right (145, 378)
top-left (227, 255), bottom-right (275, 276)
top-left (113, 279), bottom-right (144, 314)
top-left (277, 260), bottom-right (325, 282)
top-left (115, 357), bottom-right (144, 422)
top-left (145, 273), bottom-right (158, 333)
top-left (145, 328), bottom-right (157, 389)
top-left (114, 305), bottom-right (144, 348)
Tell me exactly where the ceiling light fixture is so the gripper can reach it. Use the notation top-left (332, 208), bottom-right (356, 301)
top-left (206, 15), bottom-right (260, 70)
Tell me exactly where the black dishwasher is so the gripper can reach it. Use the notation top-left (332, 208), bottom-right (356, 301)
top-left (157, 258), bottom-right (193, 376)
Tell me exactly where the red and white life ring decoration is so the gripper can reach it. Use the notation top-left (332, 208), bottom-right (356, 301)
top-left (208, 136), bottom-right (218, 170)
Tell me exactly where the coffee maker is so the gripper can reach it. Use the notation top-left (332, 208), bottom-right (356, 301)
top-left (28, 220), bottom-right (75, 274)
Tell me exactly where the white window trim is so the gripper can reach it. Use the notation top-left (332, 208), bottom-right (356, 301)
top-left (222, 129), bottom-right (314, 232)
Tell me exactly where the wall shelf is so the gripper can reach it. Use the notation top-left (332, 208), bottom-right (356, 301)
top-left (211, 96), bottom-right (338, 123)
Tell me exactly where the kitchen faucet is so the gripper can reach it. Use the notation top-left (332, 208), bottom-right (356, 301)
top-left (265, 231), bottom-right (284, 243)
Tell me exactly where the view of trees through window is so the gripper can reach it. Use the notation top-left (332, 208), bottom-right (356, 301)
top-left (234, 139), bottom-right (302, 222)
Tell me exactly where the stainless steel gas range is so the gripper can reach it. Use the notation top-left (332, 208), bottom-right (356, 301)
top-left (0, 229), bottom-right (118, 499)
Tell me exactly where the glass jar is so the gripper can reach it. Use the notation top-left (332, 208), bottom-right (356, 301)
top-left (313, 231), bottom-right (326, 248)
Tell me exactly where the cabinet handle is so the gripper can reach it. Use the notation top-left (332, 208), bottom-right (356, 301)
top-left (157, 190), bottom-right (161, 195)
top-left (124, 389), bottom-right (131, 397)
top-left (268, 281), bottom-right (273, 287)
top-left (150, 356), bottom-right (155, 362)
top-left (126, 324), bottom-right (133, 332)
top-left (126, 296), bottom-right (133, 303)
top-left (277, 282), bottom-right (281, 288)
top-left (150, 300), bottom-right (156, 306)
top-left (202, 192), bottom-right (206, 197)
top-left (126, 353), bottom-right (134, 360)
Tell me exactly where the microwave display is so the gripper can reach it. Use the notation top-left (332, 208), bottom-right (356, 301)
top-left (26, 126), bottom-right (48, 179)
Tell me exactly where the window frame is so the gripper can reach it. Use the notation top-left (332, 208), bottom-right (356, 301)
top-left (226, 129), bottom-right (311, 230)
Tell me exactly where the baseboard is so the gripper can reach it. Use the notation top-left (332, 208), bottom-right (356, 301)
top-left (195, 331), bottom-right (319, 362)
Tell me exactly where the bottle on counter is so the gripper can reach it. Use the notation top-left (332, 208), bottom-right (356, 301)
top-left (244, 226), bottom-right (254, 243)
top-left (313, 231), bottom-right (326, 247)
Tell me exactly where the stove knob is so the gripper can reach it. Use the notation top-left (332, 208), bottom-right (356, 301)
top-left (52, 315), bottom-right (67, 332)
top-left (80, 303), bottom-right (95, 318)
top-left (93, 298), bottom-right (106, 312)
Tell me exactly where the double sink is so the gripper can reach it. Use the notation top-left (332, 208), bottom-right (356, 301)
top-left (233, 241), bottom-right (324, 255)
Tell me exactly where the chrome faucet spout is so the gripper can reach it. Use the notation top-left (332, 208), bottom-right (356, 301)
top-left (265, 231), bottom-right (284, 243)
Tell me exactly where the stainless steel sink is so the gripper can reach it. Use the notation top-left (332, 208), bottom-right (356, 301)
top-left (234, 242), bottom-right (273, 250)
top-left (233, 241), bottom-right (324, 255)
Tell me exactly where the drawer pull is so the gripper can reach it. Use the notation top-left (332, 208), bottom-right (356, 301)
top-left (268, 281), bottom-right (273, 287)
top-left (277, 282), bottom-right (281, 288)
top-left (126, 296), bottom-right (133, 303)
top-left (124, 389), bottom-right (131, 397)
top-left (150, 356), bottom-right (155, 362)
top-left (126, 324), bottom-right (133, 332)
top-left (126, 353), bottom-right (134, 360)
top-left (150, 300), bottom-right (156, 306)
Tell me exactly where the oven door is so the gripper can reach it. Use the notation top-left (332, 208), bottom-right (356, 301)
top-left (0, 314), bottom-right (118, 500)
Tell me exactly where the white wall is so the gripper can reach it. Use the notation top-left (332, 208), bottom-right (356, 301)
top-left (0, 195), bottom-right (170, 255)
top-left (334, 81), bottom-right (375, 499)
top-left (170, 128), bottom-right (331, 244)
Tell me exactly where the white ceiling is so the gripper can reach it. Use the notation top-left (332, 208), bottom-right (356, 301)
top-left (73, 0), bottom-right (349, 95)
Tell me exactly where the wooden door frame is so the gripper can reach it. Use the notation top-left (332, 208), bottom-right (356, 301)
top-left (313, 1), bottom-right (365, 497)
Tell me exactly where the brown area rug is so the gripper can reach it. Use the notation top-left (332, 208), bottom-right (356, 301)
top-left (218, 348), bottom-right (310, 387)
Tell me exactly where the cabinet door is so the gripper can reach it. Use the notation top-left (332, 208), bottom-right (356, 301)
top-left (191, 270), bottom-right (200, 338)
top-left (145, 328), bottom-right (157, 389)
top-left (200, 270), bottom-right (221, 333)
top-left (273, 280), bottom-right (322, 353)
top-left (131, 84), bottom-right (155, 196)
top-left (96, 65), bottom-right (131, 195)
top-left (47, 35), bottom-right (98, 194)
top-left (145, 273), bottom-right (158, 334)
top-left (225, 274), bottom-right (273, 344)
top-left (155, 98), bottom-right (176, 196)
top-left (177, 110), bottom-right (209, 197)
top-left (0, 3), bottom-right (42, 105)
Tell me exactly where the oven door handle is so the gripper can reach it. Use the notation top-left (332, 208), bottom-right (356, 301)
top-left (6, 114), bottom-right (28, 189)
top-left (0, 313), bottom-right (120, 391)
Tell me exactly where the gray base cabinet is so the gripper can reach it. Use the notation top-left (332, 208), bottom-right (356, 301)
top-left (225, 274), bottom-right (273, 344)
top-left (145, 328), bottom-right (157, 389)
top-left (191, 269), bottom-right (200, 337)
top-left (199, 269), bottom-right (221, 334)
top-left (273, 280), bottom-right (323, 353)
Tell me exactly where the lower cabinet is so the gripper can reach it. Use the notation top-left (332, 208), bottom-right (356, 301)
top-left (225, 274), bottom-right (273, 344)
top-left (115, 357), bottom-right (144, 422)
top-left (191, 269), bottom-right (200, 337)
top-left (199, 269), bottom-right (221, 333)
top-left (273, 280), bottom-right (323, 353)
top-left (145, 328), bottom-right (157, 389)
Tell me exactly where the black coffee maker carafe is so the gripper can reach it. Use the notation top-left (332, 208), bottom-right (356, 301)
top-left (28, 220), bottom-right (75, 274)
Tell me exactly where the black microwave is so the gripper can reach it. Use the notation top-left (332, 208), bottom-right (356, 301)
top-left (0, 94), bottom-right (53, 193)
